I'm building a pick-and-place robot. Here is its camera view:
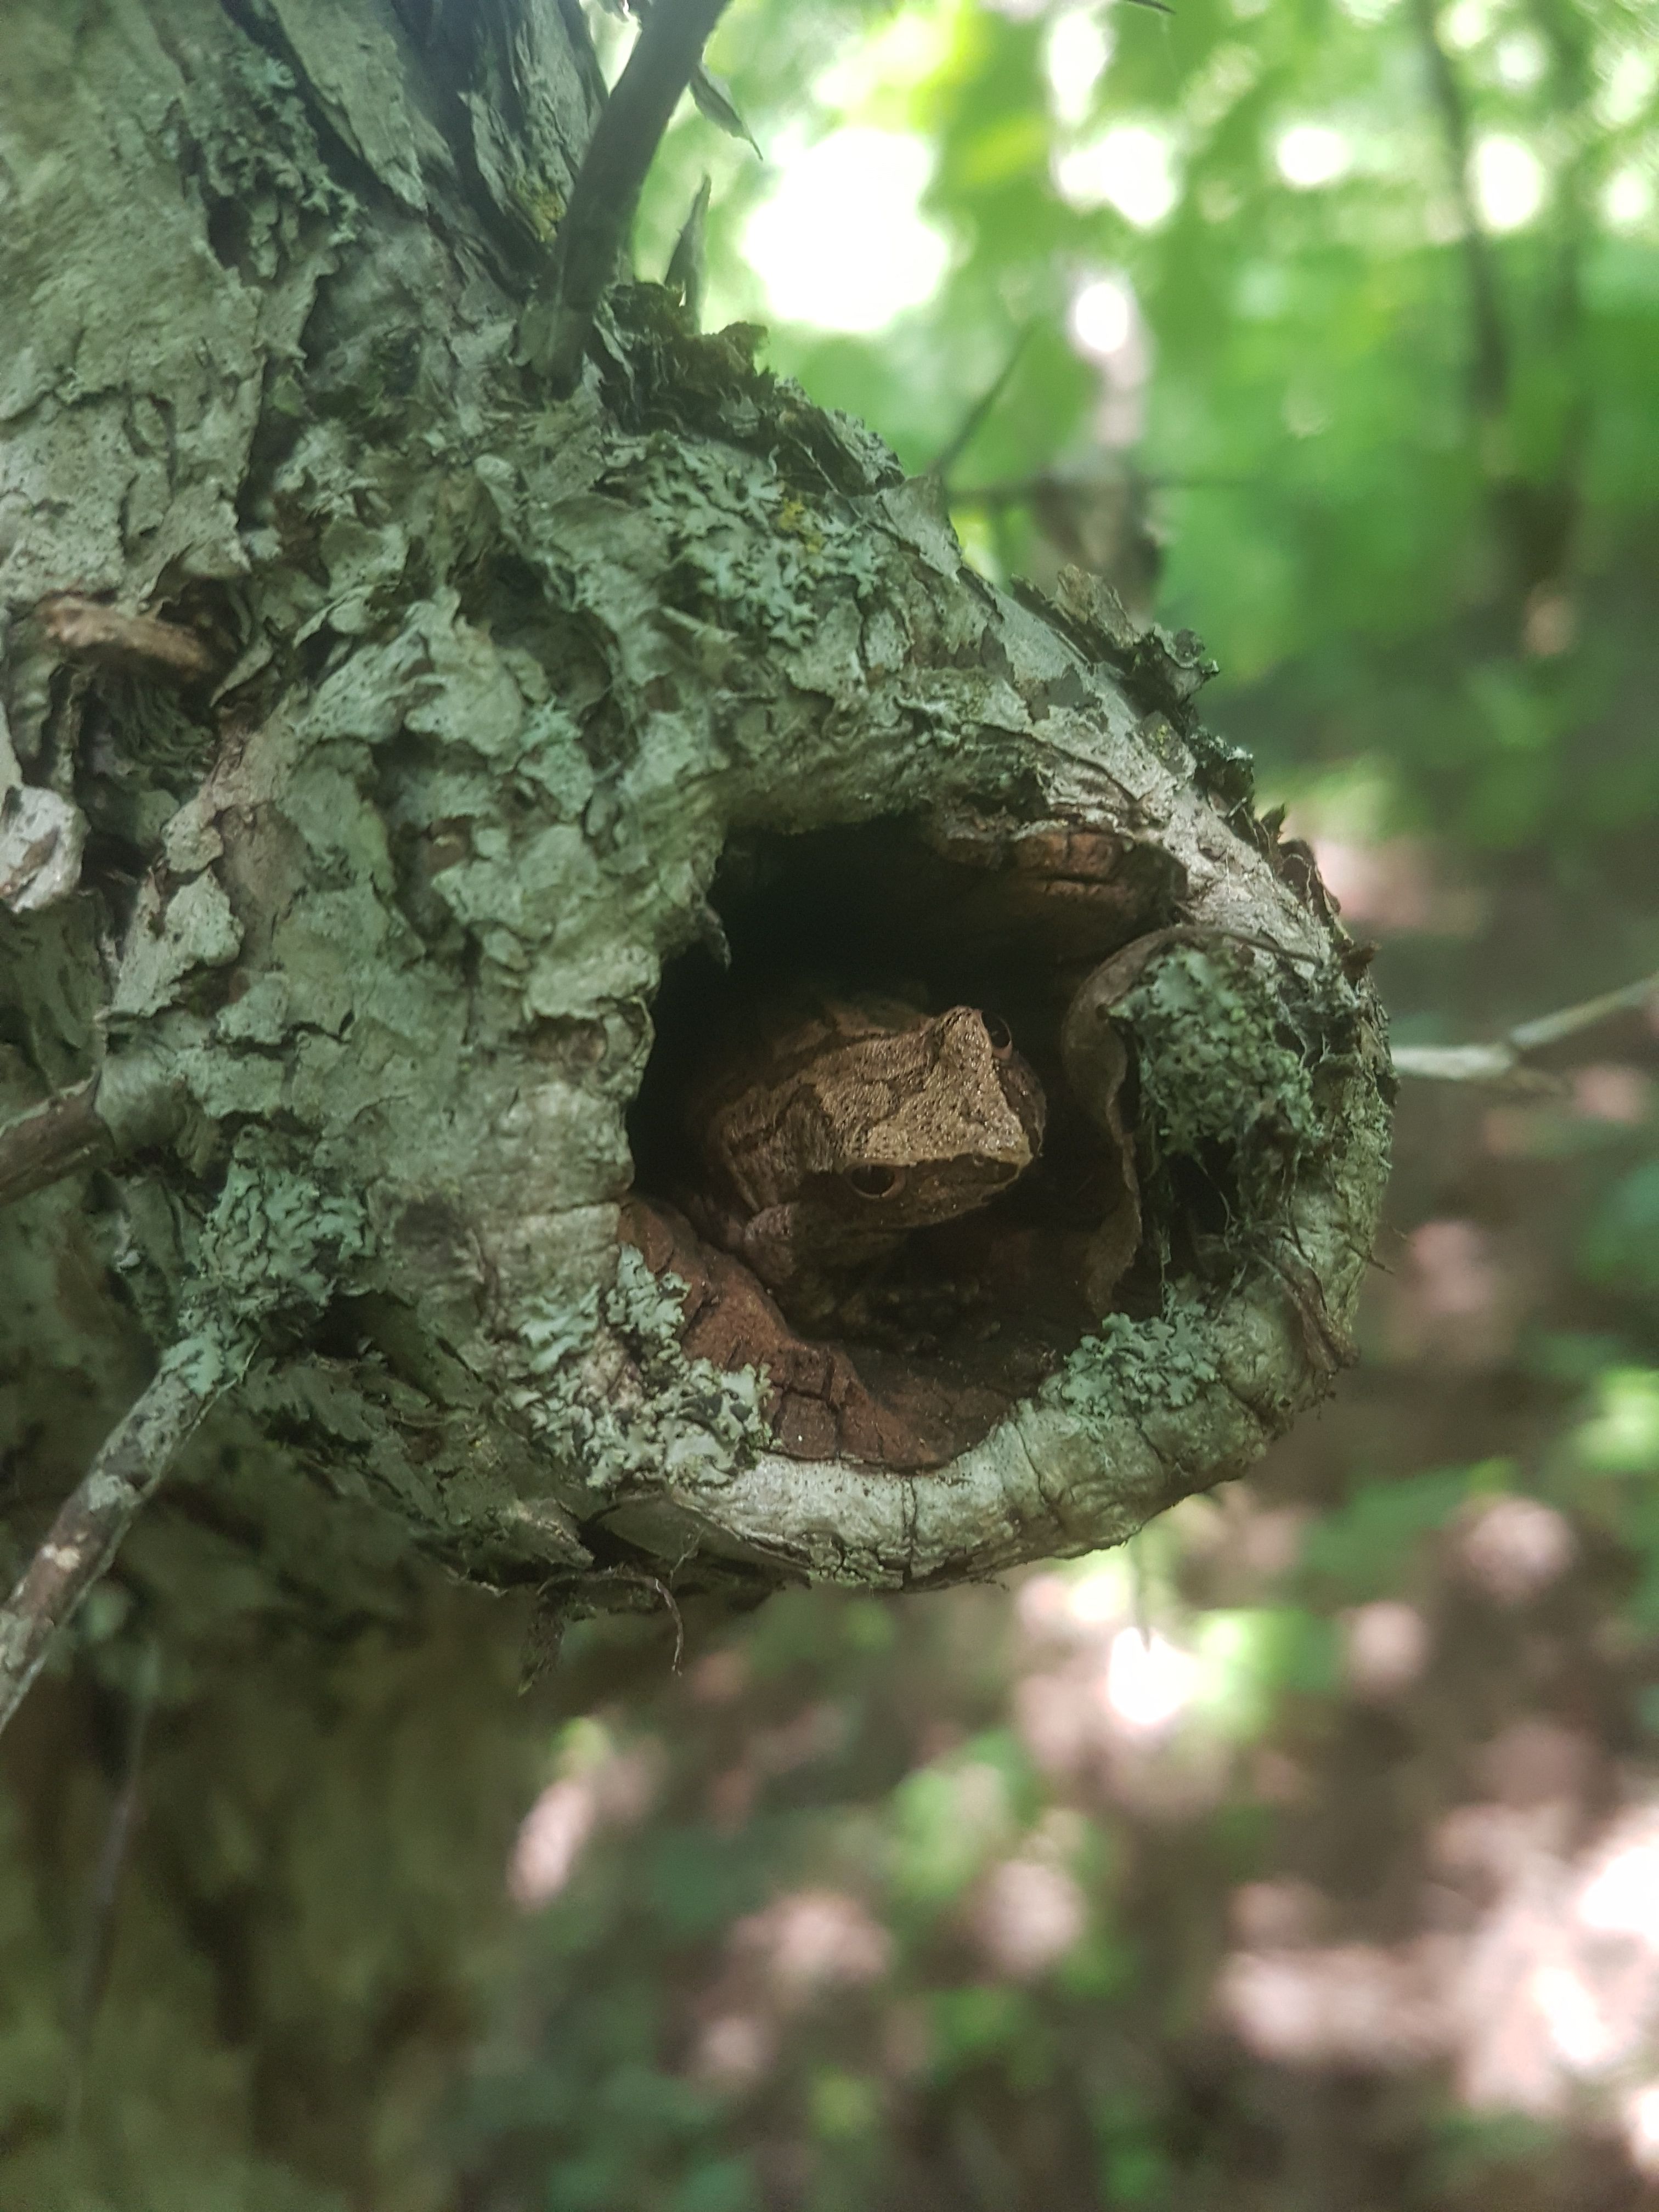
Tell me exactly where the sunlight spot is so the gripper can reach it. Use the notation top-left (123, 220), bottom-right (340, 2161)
top-left (1408, 1218), bottom-right (1501, 1320)
top-left (742, 129), bottom-right (951, 333)
top-left (1047, 9), bottom-right (1113, 129)
top-left (1341, 1601), bottom-right (1430, 1698)
top-left (1053, 123), bottom-right (1179, 227)
top-left (1069, 273), bottom-right (1136, 358)
top-left (975, 1857), bottom-right (1088, 1976)
top-left (1458, 1496), bottom-right (1576, 1605)
top-left (1104, 1626), bottom-right (1198, 1730)
top-left (1575, 1821), bottom-right (1659, 1947)
top-left (1283, 385), bottom-right (1331, 438)
top-left (1534, 1962), bottom-right (1618, 2073)
top-left (1625, 2083), bottom-right (1659, 2175)
top-left (1494, 30), bottom-right (1547, 89)
top-left (814, 5), bottom-right (958, 110)
top-left (1596, 48), bottom-right (1657, 130)
top-left (1235, 261), bottom-right (1289, 319)
top-left (508, 1777), bottom-right (596, 1906)
top-left (1442, 0), bottom-right (1492, 51)
top-left (1065, 1561), bottom-right (1130, 1628)
top-left (507, 1728), bottom-right (659, 1908)
top-left (691, 2012), bottom-right (776, 2088)
top-left (1276, 122), bottom-right (1351, 189)
top-left (1472, 135), bottom-right (1545, 232)
top-left (735, 1887), bottom-right (892, 1994)
top-left (1522, 583), bottom-right (1577, 658)
top-left (1604, 167), bottom-right (1655, 232)
top-left (1015, 1571), bottom-right (1073, 1637)
top-left (1572, 1064), bottom-right (1650, 1125)
top-left (1221, 1943), bottom-right (1446, 2067)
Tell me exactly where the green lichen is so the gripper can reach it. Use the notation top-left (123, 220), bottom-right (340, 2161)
top-left (1119, 943), bottom-right (1354, 1217)
top-left (170, 40), bottom-right (354, 272)
top-left (614, 434), bottom-right (884, 651)
top-left (190, 1136), bottom-right (374, 1337)
top-left (1127, 946), bottom-right (1316, 1152)
top-left (510, 174), bottom-right (565, 242)
top-left (1046, 1300), bottom-right (1221, 1426)
top-left (1187, 722), bottom-right (1256, 812)
top-left (511, 1249), bottom-right (770, 1496)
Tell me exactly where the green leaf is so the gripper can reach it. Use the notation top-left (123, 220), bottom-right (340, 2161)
top-left (690, 64), bottom-right (763, 159)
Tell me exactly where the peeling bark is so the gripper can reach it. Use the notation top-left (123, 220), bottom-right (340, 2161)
top-left (0, 0), bottom-right (1390, 2196)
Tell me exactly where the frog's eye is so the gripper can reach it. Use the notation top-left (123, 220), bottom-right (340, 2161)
top-left (845, 1164), bottom-right (906, 1200)
top-left (984, 1015), bottom-right (1014, 1057)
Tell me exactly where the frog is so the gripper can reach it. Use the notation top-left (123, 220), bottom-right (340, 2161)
top-left (680, 991), bottom-right (1046, 1328)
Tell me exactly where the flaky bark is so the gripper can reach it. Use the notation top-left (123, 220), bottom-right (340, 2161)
top-left (0, 0), bottom-right (1388, 2197)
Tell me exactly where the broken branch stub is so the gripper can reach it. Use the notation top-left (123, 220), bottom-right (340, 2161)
top-left (15, 348), bottom-right (1384, 1628)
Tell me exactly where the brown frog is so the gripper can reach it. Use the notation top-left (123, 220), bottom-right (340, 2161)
top-left (681, 992), bottom-right (1046, 1327)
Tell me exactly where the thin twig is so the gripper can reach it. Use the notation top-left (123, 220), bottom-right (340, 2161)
top-left (524, 0), bottom-right (735, 394)
top-left (588, 1565), bottom-right (689, 1669)
top-left (1393, 968), bottom-right (1659, 1090)
top-left (928, 326), bottom-right (1035, 485)
top-left (0, 1340), bottom-right (241, 1742)
top-left (0, 1080), bottom-right (111, 1210)
top-left (950, 467), bottom-right (1250, 510)
top-left (0, 1052), bottom-right (186, 1213)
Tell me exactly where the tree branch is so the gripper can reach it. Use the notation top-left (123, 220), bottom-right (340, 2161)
top-left (523, 0), bottom-right (735, 394)
top-left (1392, 969), bottom-right (1659, 1090)
top-left (0, 1339), bottom-right (242, 1742)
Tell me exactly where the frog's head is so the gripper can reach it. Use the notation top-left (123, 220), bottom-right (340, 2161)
top-left (826, 1005), bottom-right (1046, 1230)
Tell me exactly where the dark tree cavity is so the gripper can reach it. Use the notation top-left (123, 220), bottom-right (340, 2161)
top-left (0, 1), bottom-right (1390, 2198)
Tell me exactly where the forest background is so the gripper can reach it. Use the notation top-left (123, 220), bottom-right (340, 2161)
top-left (1, 0), bottom-right (1649, 2203)
top-left (448, 1), bottom-right (1659, 2206)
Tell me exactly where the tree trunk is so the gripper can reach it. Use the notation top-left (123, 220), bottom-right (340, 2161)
top-left (0, 1), bottom-right (1389, 2199)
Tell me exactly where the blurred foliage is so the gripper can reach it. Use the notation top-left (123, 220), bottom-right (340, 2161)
top-left (454, 2), bottom-right (1659, 2205)
top-left (630, 0), bottom-right (1659, 866)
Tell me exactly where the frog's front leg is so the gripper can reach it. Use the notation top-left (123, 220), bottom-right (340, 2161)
top-left (724, 1202), bottom-right (896, 1333)
top-left (731, 1201), bottom-right (805, 1292)
top-left (676, 1186), bottom-right (804, 1290)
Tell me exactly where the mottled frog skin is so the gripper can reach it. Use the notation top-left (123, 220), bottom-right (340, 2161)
top-left (683, 993), bottom-right (1046, 1324)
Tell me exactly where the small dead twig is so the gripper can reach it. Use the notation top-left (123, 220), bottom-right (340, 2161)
top-left (0, 1054), bottom-right (187, 1213)
top-left (0, 1080), bottom-right (111, 1210)
top-left (0, 1341), bottom-right (241, 1743)
top-left (523, 0), bottom-right (735, 394)
top-left (37, 595), bottom-right (220, 688)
